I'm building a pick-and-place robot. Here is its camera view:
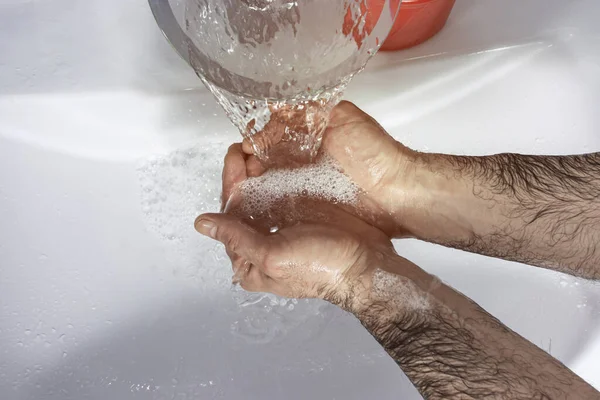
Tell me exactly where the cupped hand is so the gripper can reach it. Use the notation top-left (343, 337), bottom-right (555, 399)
top-left (240, 101), bottom-right (419, 238)
top-left (194, 211), bottom-right (395, 309)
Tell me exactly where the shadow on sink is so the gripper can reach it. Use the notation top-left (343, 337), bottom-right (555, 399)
top-left (22, 290), bottom-right (420, 400)
top-left (21, 253), bottom-right (599, 400)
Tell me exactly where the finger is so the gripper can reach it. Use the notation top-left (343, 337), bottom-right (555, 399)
top-left (243, 266), bottom-right (290, 298)
top-left (195, 213), bottom-right (269, 265)
top-left (228, 250), bottom-right (248, 284)
top-left (233, 259), bottom-right (251, 285)
top-left (242, 117), bottom-right (286, 156)
top-left (239, 263), bottom-right (269, 293)
top-left (222, 143), bottom-right (247, 207)
top-left (246, 155), bottom-right (266, 177)
top-left (226, 248), bottom-right (244, 271)
top-left (242, 139), bottom-right (254, 155)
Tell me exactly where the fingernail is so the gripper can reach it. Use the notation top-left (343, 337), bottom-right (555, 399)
top-left (196, 219), bottom-right (217, 238)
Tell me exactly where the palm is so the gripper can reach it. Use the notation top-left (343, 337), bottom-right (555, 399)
top-left (260, 223), bottom-right (382, 300)
top-left (209, 204), bottom-right (392, 301)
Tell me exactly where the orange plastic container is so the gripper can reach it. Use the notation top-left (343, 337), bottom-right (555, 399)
top-left (382, 0), bottom-right (456, 51)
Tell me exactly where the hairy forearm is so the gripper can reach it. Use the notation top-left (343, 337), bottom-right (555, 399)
top-left (350, 258), bottom-right (599, 400)
top-left (401, 152), bottom-right (600, 279)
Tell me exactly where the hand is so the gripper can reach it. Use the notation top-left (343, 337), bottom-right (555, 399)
top-left (242, 100), bottom-right (330, 167)
top-left (241, 101), bottom-right (419, 237)
top-left (194, 211), bottom-right (396, 309)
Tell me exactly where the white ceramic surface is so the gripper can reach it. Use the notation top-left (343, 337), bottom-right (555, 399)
top-left (1, 0), bottom-right (599, 399)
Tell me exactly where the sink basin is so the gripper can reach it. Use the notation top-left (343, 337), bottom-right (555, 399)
top-left (1, 0), bottom-right (599, 399)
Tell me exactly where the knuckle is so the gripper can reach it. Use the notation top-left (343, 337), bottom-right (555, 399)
top-left (329, 101), bottom-right (368, 127)
top-left (336, 100), bottom-right (356, 112)
top-left (332, 100), bottom-right (357, 116)
top-left (226, 143), bottom-right (240, 154)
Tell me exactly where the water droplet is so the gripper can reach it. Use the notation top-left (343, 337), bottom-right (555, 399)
top-left (559, 280), bottom-right (568, 288)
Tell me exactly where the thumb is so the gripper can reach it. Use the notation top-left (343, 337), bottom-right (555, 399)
top-left (194, 213), bottom-right (268, 265)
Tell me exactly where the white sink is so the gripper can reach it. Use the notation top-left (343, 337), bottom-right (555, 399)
top-left (1, 0), bottom-right (599, 399)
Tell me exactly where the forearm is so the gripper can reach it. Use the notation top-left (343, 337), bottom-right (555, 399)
top-left (350, 257), bottom-right (599, 400)
top-left (399, 152), bottom-right (600, 279)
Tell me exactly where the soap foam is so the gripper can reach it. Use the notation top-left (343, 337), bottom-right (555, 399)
top-left (372, 269), bottom-right (430, 312)
top-left (229, 156), bottom-right (359, 220)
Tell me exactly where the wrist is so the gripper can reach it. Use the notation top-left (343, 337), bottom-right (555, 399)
top-left (345, 251), bottom-right (437, 318)
top-left (389, 151), bottom-right (480, 244)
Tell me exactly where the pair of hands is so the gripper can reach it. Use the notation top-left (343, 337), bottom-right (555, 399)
top-left (195, 101), bottom-right (417, 309)
top-left (196, 105), bottom-right (600, 399)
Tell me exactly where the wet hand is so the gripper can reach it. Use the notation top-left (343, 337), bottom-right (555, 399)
top-left (194, 212), bottom-right (395, 308)
top-left (241, 101), bottom-right (419, 237)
